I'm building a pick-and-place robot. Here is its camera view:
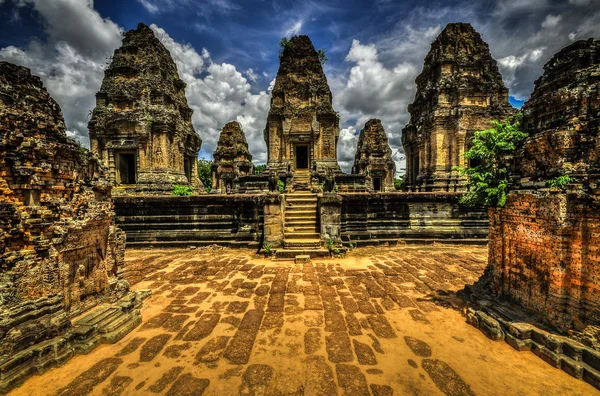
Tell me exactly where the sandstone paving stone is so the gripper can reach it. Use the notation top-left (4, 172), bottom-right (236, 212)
top-left (165, 373), bottom-right (210, 396)
top-left (239, 364), bottom-right (274, 395)
top-left (370, 384), bottom-right (394, 396)
top-left (422, 359), bottom-right (475, 396)
top-left (183, 314), bottom-right (221, 341)
top-left (140, 334), bottom-right (172, 362)
top-left (163, 343), bottom-right (191, 359)
top-left (305, 328), bottom-right (322, 355)
top-left (353, 340), bottom-right (377, 365)
top-left (116, 337), bottom-right (147, 357)
top-left (346, 314), bottom-right (363, 336)
top-left (336, 364), bottom-right (370, 396)
top-left (404, 336), bottom-right (433, 357)
top-left (367, 315), bottom-right (396, 338)
top-left (326, 332), bottom-right (354, 363)
top-left (102, 375), bottom-right (133, 396)
top-left (304, 356), bottom-right (337, 396)
top-left (325, 311), bottom-right (347, 332)
top-left (149, 366), bottom-right (185, 393)
top-left (57, 358), bottom-right (123, 396)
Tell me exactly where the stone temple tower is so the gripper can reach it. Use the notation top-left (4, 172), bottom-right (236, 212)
top-left (89, 23), bottom-right (203, 195)
top-left (264, 35), bottom-right (341, 188)
top-left (352, 119), bottom-right (396, 192)
top-left (402, 23), bottom-right (515, 192)
top-left (211, 121), bottom-right (254, 193)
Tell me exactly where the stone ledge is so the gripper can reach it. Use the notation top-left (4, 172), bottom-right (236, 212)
top-left (0, 290), bottom-right (150, 394)
top-left (466, 304), bottom-right (600, 390)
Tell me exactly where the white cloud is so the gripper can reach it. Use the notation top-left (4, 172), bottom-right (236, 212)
top-left (150, 25), bottom-right (270, 163)
top-left (541, 14), bottom-right (562, 29)
top-left (0, 0), bottom-right (122, 146)
top-left (285, 20), bottom-right (303, 37)
top-left (245, 68), bottom-right (258, 82)
top-left (137, 0), bottom-right (239, 15)
top-left (331, 40), bottom-right (416, 173)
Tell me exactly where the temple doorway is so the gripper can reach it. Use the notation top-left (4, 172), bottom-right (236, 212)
top-left (295, 145), bottom-right (309, 169)
top-left (373, 177), bottom-right (381, 192)
top-left (116, 151), bottom-right (136, 184)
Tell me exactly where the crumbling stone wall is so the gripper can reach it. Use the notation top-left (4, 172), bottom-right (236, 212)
top-left (402, 23), bottom-right (515, 192)
top-left (89, 23), bottom-right (202, 195)
top-left (488, 39), bottom-right (600, 332)
top-left (0, 62), bottom-right (132, 390)
top-left (211, 121), bottom-right (254, 193)
top-left (352, 119), bottom-right (396, 192)
top-left (264, 35), bottom-right (342, 179)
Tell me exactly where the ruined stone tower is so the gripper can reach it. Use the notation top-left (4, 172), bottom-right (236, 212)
top-left (264, 35), bottom-right (341, 187)
top-left (402, 23), bottom-right (515, 191)
top-left (352, 119), bottom-right (396, 192)
top-left (488, 39), bottom-right (600, 331)
top-left (89, 23), bottom-right (202, 195)
top-left (211, 121), bottom-right (254, 193)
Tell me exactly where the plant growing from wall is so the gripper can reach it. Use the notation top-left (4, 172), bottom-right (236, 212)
top-left (454, 114), bottom-right (527, 208)
top-left (172, 184), bottom-right (194, 196)
top-left (277, 179), bottom-right (285, 193)
top-left (254, 164), bottom-right (266, 175)
top-left (394, 176), bottom-right (404, 190)
top-left (317, 49), bottom-right (328, 64)
top-left (546, 175), bottom-right (575, 189)
top-left (278, 37), bottom-right (292, 59)
top-left (197, 159), bottom-right (212, 192)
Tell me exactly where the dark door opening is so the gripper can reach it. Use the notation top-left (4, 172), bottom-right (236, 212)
top-left (296, 145), bottom-right (308, 169)
top-left (373, 177), bottom-right (382, 192)
top-left (117, 152), bottom-right (136, 184)
top-left (184, 157), bottom-right (193, 182)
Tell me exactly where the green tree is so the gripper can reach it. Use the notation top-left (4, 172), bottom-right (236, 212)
top-left (394, 176), bottom-right (404, 190)
top-left (254, 164), bottom-right (266, 175)
top-left (197, 159), bottom-right (212, 192)
top-left (278, 37), bottom-right (290, 59)
top-left (317, 49), bottom-right (328, 64)
top-left (455, 114), bottom-right (527, 208)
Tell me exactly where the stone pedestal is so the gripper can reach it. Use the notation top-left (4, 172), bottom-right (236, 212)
top-left (264, 193), bottom-right (284, 248)
top-left (319, 193), bottom-right (342, 242)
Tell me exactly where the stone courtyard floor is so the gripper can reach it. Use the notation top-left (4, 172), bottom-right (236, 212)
top-left (11, 245), bottom-right (596, 395)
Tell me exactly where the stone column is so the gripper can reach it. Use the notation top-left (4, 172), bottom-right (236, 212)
top-left (319, 193), bottom-right (342, 242)
top-left (263, 193), bottom-right (284, 248)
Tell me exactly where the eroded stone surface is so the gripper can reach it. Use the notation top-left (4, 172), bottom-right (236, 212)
top-left (88, 23), bottom-right (202, 195)
top-left (211, 121), bottom-right (254, 193)
top-left (402, 22), bottom-right (515, 191)
top-left (352, 119), bottom-right (396, 192)
top-left (10, 247), bottom-right (597, 396)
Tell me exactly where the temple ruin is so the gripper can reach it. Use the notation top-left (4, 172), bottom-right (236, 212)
top-left (402, 23), bottom-right (515, 192)
top-left (2, 17), bottom-right (600, 393)
top-left (264, 35), bottom-right (341, 191)
top-left (0, 62), bottom-right (147, 392)
top-left (211, 121), bottom-right (254, 194)
top-left (352, 119), bottom-right (396, 192)
top-left (487, 39), bottom-right (600, 332)
top-left (88, 23), bottom-right (202, 195)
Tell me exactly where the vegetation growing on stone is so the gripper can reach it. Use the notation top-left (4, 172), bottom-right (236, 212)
top-left (197, 159), bottom-right (212, 192)
top-left (172, 184), bottom-right (194, 196)
top-left (455, 114), bottom-right (527, 208)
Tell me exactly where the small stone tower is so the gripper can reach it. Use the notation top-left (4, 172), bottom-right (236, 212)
top-left (264, 35), bottom-right (341, 187)
top-left (402, 23), bottom-right (515, 191)
top-left (352, 119), bottom-right (396, 192)
top-left (211, 121), bottom-right (254, 193)
top-left (88, 23), bottom-right (202, 195)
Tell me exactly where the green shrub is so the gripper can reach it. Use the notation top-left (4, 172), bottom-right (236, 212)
top-left (455, 114), bottom-right (527, 208)
top-left (546, 175), bottom-right (575, 189)
top-left (317, 49), bottom-right (328, 64)
top-left (277, 179), bottom-right (285, 193)
top-left (394, 176), bottom-right (404, 190)
top-left (172, 185), bottom-right (194, 196)
top-left (254, 164), bottom-right (266, 175)
top-left (197, 159), bottom-right (212, 192)
top-left (263, 244), bottom-right (273, 257)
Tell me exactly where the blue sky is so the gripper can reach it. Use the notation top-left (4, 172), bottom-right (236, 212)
top-left (1, 0), bottom-right (598, 173)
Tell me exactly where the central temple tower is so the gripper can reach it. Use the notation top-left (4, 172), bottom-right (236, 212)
top-left (264, 35), bottom-right (341, 183)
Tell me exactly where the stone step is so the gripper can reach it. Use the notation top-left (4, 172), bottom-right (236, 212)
top-left (285, 206), bottom-right (317, 213)
top-left (285, 191), bottom-right (314, 196)
top-left (284, 210), bottom-right (317, 217)
top-left (274, 248), bottom-right (330, 259)
top-left (125, 240), bottom-right (261, 248)
top-left (283, 239), bottom-right (322, 249)
top-left (285, 226), bottom-right (318, 233)
top-left (285, 222), bottom-right (318, 229)
top-left (286, 197), bottom-right (318, 204)
top-left (283, 232), bottom-right (320, 240)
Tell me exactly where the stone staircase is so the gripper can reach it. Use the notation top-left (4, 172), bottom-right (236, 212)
top-left (292, 169), bottom-right (312, 191)
top-left (276, 191), bottom-right (328, 259)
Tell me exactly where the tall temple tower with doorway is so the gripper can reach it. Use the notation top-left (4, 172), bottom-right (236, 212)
top-left (264, 35), bottom-right (341, 189)
top-left (88, 23), bottom-right (203, 195)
